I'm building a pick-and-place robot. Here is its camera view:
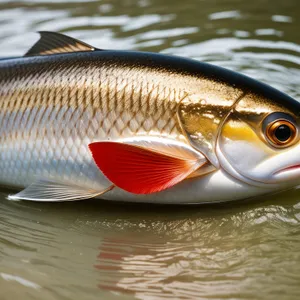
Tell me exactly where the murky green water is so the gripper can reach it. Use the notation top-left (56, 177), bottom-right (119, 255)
top-left (0, 0), bottom-right (300, 299)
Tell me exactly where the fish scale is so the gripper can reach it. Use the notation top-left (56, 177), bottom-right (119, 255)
top-left (0, 53), bottom-right (186, 190)
top-left (3, 31), bottom-right (300, 203)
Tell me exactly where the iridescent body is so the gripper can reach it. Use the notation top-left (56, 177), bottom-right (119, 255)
top-left (1, 32), bottom-right (300, 203)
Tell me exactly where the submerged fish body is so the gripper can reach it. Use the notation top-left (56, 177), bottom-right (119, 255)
top-left (1, 32), bottom-right (300, 203)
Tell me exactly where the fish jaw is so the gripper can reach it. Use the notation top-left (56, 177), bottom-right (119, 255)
top-left (98, 169), bottom-right (273, 204)
top-left (216, 137), bottom-right (300, 190)
top-left (254, 145), bottom-right (300, 185)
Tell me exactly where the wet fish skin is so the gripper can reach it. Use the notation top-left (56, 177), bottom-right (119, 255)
top-left (0, 51), bottom-right (241, 191)
top-left (1, 32), bottom-right (300, 203)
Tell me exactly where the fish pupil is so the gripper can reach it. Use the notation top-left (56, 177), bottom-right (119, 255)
top-left (275, 125), bottom-right (291, 142)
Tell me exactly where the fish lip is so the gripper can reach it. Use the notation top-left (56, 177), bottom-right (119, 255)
top-left (273, 164), bottom-right (300, 176)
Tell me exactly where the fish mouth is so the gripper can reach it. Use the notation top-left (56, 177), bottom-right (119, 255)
top-left (274, 164), bottom-right (300, 176)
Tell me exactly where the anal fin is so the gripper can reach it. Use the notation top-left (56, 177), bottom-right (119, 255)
top-left (8, 179), bottom-right (114, 202)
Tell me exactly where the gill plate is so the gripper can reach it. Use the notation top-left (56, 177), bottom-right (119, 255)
top-left (177, 92), bottom-right (246, 169)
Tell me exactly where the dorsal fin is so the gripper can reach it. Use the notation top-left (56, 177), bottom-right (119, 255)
top-left (25, 31), bottom-right (99, 57)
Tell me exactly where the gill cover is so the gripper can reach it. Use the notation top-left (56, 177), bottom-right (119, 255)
top-left (177, 93), bottom-right (242, 167)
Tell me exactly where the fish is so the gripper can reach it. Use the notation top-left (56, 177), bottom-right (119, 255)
top-left (1, 31), bottom-right (300, 204)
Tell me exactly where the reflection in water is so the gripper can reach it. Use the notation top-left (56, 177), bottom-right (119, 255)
top-left (1, 190), bottom-right (300, 299)
top-left (93, 192), bottom-right (300, 299)
top-left (0, 0), bottom-right (300, 299)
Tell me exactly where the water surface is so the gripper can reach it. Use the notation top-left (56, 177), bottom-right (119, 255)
top-left (0, 0), bottom-right (300, 299)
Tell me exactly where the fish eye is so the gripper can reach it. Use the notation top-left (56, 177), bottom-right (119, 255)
top-left (263, 113), bottom-right (298, 147)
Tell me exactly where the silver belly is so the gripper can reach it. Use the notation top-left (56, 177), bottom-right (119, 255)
top-left (100, 170), bottom-right (273, 204)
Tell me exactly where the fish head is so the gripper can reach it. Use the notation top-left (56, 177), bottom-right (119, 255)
top-left (217, 89), bottom-right (300, 188)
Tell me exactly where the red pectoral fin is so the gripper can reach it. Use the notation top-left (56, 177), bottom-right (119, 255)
top-left (89, 141), bottom-right (202, 194)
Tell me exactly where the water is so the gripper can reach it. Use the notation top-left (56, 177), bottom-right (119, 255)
top-left (0, 0), bottom-right (300, 299)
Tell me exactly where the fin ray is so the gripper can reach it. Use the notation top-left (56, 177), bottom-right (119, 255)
top-left (8, 179), bottom-right (113, 202)
top-left (89, 138), bottom-right (206, 195)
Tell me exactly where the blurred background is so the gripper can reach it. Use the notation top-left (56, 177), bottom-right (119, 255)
top-left (0, 0), bottom-right (300, 299)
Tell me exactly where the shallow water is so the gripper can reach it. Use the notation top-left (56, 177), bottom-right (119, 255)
top-left (0, 0), bottom-right (300, 299)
